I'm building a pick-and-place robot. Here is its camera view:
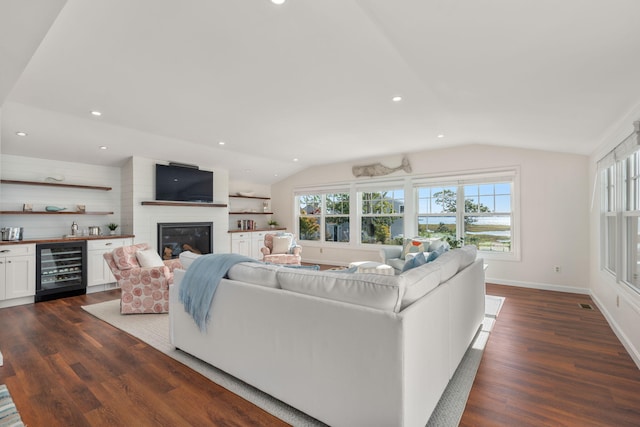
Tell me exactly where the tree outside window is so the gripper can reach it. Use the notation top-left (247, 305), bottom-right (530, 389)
top-left (325, 193), bottom-right (350, 242)
top-left (299, 194), bottom-right (321, 241)
top-left (417, 182), bottom-right (512, 252)
top-left (361, 190), bottom-right (404, 245)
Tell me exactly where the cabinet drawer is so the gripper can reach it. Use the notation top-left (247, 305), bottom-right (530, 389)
top-left (0, 244), bottom-right (35, 256)
top-left (232, 233), bottom-right (250, 240)
top-left (87, 238), bottom-right (133, 251)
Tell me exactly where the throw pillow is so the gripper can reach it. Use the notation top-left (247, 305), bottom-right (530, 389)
top-left (271, 235), bottom-right (293, 254)
top-left (276, 232), bottom-right (298, 254)
top-left (402, 239), bottom-right (425, 260)
top-left (402, 251), bottom-right (427, 272)
top-left (426, 245), bottom-right (446, 262)
top-left (136, 249), bottom-right (165, 268)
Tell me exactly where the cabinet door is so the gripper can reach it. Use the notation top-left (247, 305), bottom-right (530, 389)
top-left (231, 234), bottom-right (251, 257)
top-left (87, 238), bottom-right (133, 287)
top-left (87, 250), bottom-right (115, 286)
top-left (0, 262), bottom-right (5, 300)
top-left (251, 232), bottom-right (267, 260)
top-left (4, 255), bottom-right (36, 299)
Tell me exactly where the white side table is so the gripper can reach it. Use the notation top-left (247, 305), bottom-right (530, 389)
top-left (349, 261), bottom-right (395, 276)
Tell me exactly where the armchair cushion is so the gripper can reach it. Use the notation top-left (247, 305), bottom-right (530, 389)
top-left (272, 235), bottom-right (293, 254)
top-left (136, 249), bottom-right (165, 267)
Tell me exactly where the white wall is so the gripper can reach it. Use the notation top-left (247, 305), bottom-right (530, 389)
top-left (589, 110), bottom-right (640, 368)
top-left (125, 156), bottom-right (231, 254)
top-left (272, 144), bottom-right (590, 292)
top-left (0, 154), bottom-right (121, 238)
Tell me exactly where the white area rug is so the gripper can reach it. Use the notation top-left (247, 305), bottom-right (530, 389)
top-left (82, 295), bottom-right (504, 426)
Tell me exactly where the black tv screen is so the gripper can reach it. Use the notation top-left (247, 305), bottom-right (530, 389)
top-left (155, 164), bottom-right (213, 203)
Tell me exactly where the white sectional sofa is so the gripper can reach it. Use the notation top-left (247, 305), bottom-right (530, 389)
top-left (169, 245), bottom-right (485, 427)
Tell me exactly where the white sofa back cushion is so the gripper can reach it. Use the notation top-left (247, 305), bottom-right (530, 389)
top-left (228, 262), bottom-right (281, 288)
top-left (399, 261), bottom-right (442, 309)
top-left (178, 250), bottom-right (202, 269)
top-left (430, 250), bottom-right (462, 283)
top-left (277, 269), bottom-right (405, 312)
top-left (457, 245), bottom-right (478, 271)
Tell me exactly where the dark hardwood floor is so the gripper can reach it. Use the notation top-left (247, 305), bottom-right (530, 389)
top-left (0, 283), bottom-right (639, 426)
top-left (461, 284), bottom-right (640, 427)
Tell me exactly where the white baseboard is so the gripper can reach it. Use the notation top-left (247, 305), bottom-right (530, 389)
top-left (486, 277), bottom-right (590, 295)
top-left (590, 293), bottom-right (640, 369)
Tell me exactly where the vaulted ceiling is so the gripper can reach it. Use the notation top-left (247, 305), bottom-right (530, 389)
top-left (2, 0), bottom-right (640, 184)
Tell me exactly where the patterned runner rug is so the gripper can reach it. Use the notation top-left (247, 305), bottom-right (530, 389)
top-left (0, 384), bottom-right (24, 427)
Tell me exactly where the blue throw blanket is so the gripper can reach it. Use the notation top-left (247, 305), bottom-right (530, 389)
top-left (179, 253), bottom-right (256, 331)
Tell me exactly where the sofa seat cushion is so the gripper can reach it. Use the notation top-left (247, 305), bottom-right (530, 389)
top-left (276, 269), bottom-right (405, 312)
top-left (227, 262), bottom-right (282, 288)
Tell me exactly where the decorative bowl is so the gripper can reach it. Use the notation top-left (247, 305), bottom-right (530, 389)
top-left (45, 206), bottom-right (66, 212)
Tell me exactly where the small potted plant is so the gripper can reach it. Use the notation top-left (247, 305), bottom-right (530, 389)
top-left (107, 223), bottom-right (119, 235)
top-left (267, 219), bottom-right (279, 229)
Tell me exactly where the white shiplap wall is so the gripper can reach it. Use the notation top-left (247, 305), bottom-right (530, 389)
top-left (0, 154), bottom-right (121, 239)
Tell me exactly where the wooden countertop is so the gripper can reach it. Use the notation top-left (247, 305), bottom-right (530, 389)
top-left (0, 234), bottom-right (135, 245)
top-left (228, 228), bottom-right (286, 233)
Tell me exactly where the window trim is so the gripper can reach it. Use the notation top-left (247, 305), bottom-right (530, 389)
top-left (293, 167), bottom-right (520, 260)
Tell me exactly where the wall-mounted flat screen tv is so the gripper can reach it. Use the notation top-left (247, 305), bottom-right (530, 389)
top-left (155, 164), bottom-right (213, 203)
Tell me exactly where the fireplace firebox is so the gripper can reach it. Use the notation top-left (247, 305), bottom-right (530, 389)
top-left (157, 222), bottom-right (213, 260)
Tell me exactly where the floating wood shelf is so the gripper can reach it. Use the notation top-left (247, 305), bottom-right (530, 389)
top-left (229, 195), bottom-right (270, 200)
top-left (229, 212), bottom-right (274, 215)
top-left (1, 179), bottom-right (112, 191)
top-left (141, 201), bottom-right (228, 207)
top-left (1, 211), bottom-right (114, 215)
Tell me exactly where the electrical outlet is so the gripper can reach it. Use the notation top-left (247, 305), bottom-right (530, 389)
top-left (319, 248), bottom-right (323, 253)
top-left (554, 266), bottom-right (560, 273)
top-left (617, 295), bottom-right (620, 307)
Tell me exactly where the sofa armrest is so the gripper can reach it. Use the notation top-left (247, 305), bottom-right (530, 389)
top-left (379, 246), bottom-right (402, 263)
top-left (260, 247), bottom-right (271, 256)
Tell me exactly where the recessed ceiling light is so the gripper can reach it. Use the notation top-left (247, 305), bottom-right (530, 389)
top-left (292, 158), bottom-right (299, 162)
top-left (99, 146), bottom-right (108, 150)
top-left (392, 96), bottom-right (403, 102)
top-left (274, 173), bottom-right (279, 177)
top-left (218, 141), bottom-right (225, 146)
top-left (437, 133), bottom-right (445, 138)
top-left (271, 0), bottom-right (286, 5)
top-left (90, 110), bottom-right (102, 116)
top-left (16, 131), bottom-right (27, 137)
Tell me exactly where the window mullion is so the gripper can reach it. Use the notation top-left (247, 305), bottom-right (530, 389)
top-left (457, 185), bottom-right (465, 240)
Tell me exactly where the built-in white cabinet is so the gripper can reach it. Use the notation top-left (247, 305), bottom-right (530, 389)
top-left (230, 231), bottom-right (268, 259)
top-left (0, 244), bottom-right (36, 300)
top-left (87, 237), bottom-right (133, 287)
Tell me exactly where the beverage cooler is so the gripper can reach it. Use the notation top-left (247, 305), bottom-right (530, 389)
top-left (36, 241), bottom-right (87, 302)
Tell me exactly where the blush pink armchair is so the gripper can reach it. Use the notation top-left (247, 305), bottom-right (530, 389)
top-left (260, 233), bottom-right (302, 265)
top-left (103, 243), bottom-right (182, 314)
